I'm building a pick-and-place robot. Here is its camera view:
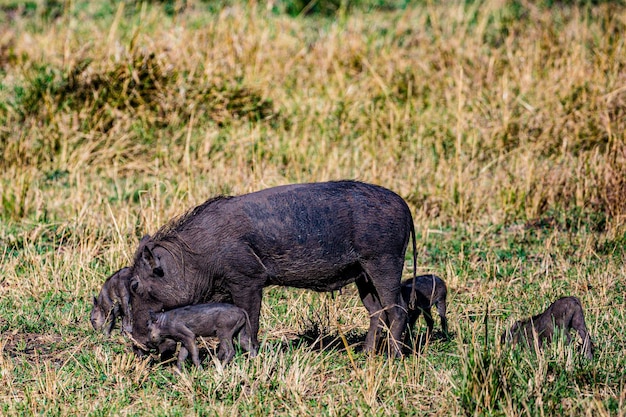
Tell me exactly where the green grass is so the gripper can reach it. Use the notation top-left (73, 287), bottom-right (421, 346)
top-left (1, 0), bottom-right (625, 415)
top-left (1, 224), bottom-right (623, 415)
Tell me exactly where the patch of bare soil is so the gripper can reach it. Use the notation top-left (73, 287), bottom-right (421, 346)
top-left (1, 332), bottom-right (64, 359)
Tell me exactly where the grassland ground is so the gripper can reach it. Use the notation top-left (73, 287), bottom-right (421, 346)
top-left (1, 0), bottom-right (625, 415)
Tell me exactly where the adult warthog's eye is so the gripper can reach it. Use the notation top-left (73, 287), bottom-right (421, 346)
top-left (130, 276), bottom-right (141, 294)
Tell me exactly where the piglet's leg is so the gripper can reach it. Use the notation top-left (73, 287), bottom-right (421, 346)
top-left (120, 288), bottom-right (133, 334)
top-left (178, 328), bottom-right (201, 369)
top-left (572, 313), bottom-right (594, 359)
top-left (423, 307), bottom-right (435, 337)
top-left (437, 300), bottom-right (449, 336)
top-left (216, 328), bottom-right (237, 364)
top-left (177, 345), bottom-right (189, 370)
top-left (218, 343), bottom-right (235, 364)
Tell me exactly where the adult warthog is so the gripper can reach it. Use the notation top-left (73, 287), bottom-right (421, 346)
top-left (129, 180), bottom-right (417, 357)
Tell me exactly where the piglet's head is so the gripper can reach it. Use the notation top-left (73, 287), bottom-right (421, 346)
top-left (90, 297), bottom-right (106, 331)
top-left (146, 311), bottom-right (164, 346)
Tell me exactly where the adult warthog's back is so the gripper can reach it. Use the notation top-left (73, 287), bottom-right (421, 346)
top-left (129, 180), bottom-right (416, 356)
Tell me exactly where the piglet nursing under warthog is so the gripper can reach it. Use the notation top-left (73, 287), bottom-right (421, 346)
top-left (91, 267), bottom-right (133, 335)
top-left (147, 303), bottom-right (257, 369)
top-left (362, 274), bottom-right (448, 342)
top-left (128, 180), bottom-right (417, 357)
top-left (403, 274), bottom-right (448, 337)
top-left (501, 296), bottom-right (594, 359)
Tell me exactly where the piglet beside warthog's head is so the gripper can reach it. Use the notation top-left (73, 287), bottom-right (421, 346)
top-left (501, 296), bottom-right (594, 359)
top-left (128, 180), bottom-right (417, 357)
top-left (361, 273), bottom-right (449, 345)
top-left (91, 267), bottom-right (133, 336)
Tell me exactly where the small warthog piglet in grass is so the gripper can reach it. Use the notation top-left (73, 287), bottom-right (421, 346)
top-left (362, 273), bottom-right (448, 342)
top-left (91, 267), bottom-right (133, 336)
top-left (147, 303), bottom-right (257, 370)
top-left (403, 274), bottom-right (448, 337)
top-left (501, 296), bottom-right (594, 359)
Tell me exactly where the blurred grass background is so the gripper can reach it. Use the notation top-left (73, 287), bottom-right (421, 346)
top-left (0, 0), bottom-right (625, 415)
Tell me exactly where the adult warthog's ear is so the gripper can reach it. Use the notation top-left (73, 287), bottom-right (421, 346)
top-left (92, 296), bottom-right (98, 306)
top-left (142, 244), bottom-right (157, 268)
top-left (142, 245), bottom-right (164, 278)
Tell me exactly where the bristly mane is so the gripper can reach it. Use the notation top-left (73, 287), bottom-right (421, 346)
top-left (131, 196), bottom-right (232, 275)
top-left (152, 195), bottom-right (232, 242)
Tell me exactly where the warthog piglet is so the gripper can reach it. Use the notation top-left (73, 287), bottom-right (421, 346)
top-left (147, 303), bottom-right (257, 369)
top-left (91, 267), bottom-right (133, 336)
top-left (501, 296), bottom-right (594, 359)
top-left (403, 274), bottom-right (448, 336)
top-left (361, 273), bottom-right (448, 339)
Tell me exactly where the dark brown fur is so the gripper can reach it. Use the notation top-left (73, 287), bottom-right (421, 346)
top-left (147, 303), bottom-right (257, 369)
top-left (403, 274), bottom-right (448, 336)
top-left (501, 296), bottom-right (594, 359)
top-left (362, 274), bottom-right (448, 341)
top-left (90, 267), bottom-right (133, 335)
top-left (129, 181), bottom-right (416, 357)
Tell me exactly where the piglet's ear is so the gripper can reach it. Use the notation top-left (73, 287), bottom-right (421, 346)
top-left (92, 297), bottom-right (98, 306)
top-left (120, 267), bottom-right (132, 280)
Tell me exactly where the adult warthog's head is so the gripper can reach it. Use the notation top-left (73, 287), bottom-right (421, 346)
top-left (128, 235), bottom-right (201, 352)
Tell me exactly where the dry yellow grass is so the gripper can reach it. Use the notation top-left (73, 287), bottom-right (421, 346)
top-left (1, 1), bottom-right (625, 227)
top-left (0, 0), bottom-right (625, 415)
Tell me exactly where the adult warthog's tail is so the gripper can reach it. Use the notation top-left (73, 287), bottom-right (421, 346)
top-left (408, 220), bottom-right (418, 311)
